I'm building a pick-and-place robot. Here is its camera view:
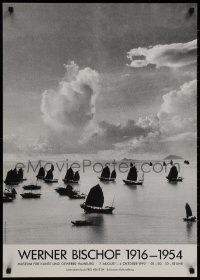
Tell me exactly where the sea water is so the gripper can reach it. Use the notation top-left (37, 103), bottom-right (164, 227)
top-left (3, 160), bottom-right (197, 244)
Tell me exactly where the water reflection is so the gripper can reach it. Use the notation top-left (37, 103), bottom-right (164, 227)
top-left (100, 181), bottom-right (110, 185)
top-left (126, 184), bottom-right (137, 190)
top-left (85, 213), bottom-right (104, 226)
top-left (186, 221), bottom-right (193, 238)
top-left (167, 181), bottom-right (178, 185)
top-left (3, 161), bottom-right (197, 244)
top-left (85, 214), bottom-right (105, 241)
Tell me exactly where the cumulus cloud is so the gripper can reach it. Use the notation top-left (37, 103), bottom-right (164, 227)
top-left (111, 79), bottom-right (197, 158)
top-left (85, 119), bottom-right (152, 151)
top-left (24, 61), bottom-right (197, 158)
top-left (114, 129), bottom-right (196, 159)
top-left (41, 61), bottom-right (100, 133)
top-left (136, 80), bottom-right (197, 138)
top-left (27, 118), bottom-right (155, 155)
top-left (39, 62), bottom-right (158, 155)
top-left (158, 79), bottom-right (197, 135)
top-left (113, 130), bottom-right (164, 157)
top-left (158, 80), bottom-right (196, 116)
top-left (127, 39), bottom-right (197, 68)
top-left (136, 114), bottom-right (160, 130)
top-left (35, 77), bottom-right (196, 157)
top-left (37, 61), bottom-right (103, 154)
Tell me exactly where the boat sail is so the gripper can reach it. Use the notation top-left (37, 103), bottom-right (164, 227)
top-left (101, 166), bottom-right (110, 179)
top-left (183, 203), bottom-right (196, 222)
top-left (17, 168), bottom-right (27, 182)
top-left (36, 167), bottom-right (45, 179)
top-left (63, 168), bottom-right (79, 183)
top-left (74, 171), bottom-right (80, 182)
top-left (99, 166), bottom-right (116, 182)
top-left (186, 203), bottom-right (193, 218)
top-left (110, 169), bottom-right (116, 180)
top-left (4, 169), bottom-right (20, 185)
top-left (18, 168), bottom-right (23, 180)
top-left (44, 164), bottom-right (58, 183)
top-left (127, 165), bottom-right (137, 181)
top-left (66, 168), bottom-right (74, 180)
top-left (166, 165), bottom-right (183, 182)
top-left (80, 184), bottom-right (115, 213)
top-left (123, 163), bottom-right (143, 185)
top-left (45, 169), bottom-right (53, 180)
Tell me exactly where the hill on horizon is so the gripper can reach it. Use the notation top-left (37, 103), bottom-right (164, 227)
top-left (163, 155), bottom-right (183, 160)
top-left (121, 158), bottom-right (138, 162)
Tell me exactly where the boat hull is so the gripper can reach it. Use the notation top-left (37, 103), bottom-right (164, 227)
top-left (20, 193), bottom-right (41, 199)
top-left (69, 194), bottom-right (85, 199)
top-left (36, 176), bottom-right (45, 180)
top-left (123, 179), bottom-right (143, 185)
top-left (3, 196), bottom-right (14, 203)
top-left (80, 203), bottom-right (114, 214)
top-left (19, 178), bottom-right (27, 182)
top-left (23, 185), bottom-right (41, 190)
top-left (62, 179), bottom-right (79, 184)
top-left (3, 192), bottom-right (16, 199)
top-left (4, 181), bottom-right (20, 186)
top-left (44, 179), bottom-right (58, 183)
top-left (183, 216), bottom-right (196, 222)
top-left (99, 177), bottom-right (115, 182)
top-left (166, 177), bottom-right (183, 182)
top-left (55, 187), bottom-right (77, 196)
top-left (71, 220), bottom-right (93, 226)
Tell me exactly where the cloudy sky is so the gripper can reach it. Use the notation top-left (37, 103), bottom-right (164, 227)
top-left (3, 3), bottom-right (197, 160)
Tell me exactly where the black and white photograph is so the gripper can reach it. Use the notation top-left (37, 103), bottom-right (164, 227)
top-left (2, 2), bottom-right (197, 277)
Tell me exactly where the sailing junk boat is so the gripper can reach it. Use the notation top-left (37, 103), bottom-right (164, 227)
top-left (69, 193), bottom-right (85, 199)
top-left (43, 164), bottom-right (58, 183)
top-left (20, 186), bottom-right (41, 199)
top-left (36, 167), bottom-right (45, 179)
top-left (55, 184), bottom-right (77, 196)
top-left (20, 192), bottom-right (41, 199)
top-left (71, 220), bottom-right (93, 226)
top-left (68, 184), bottom-right (85, 199)
top-left (99, 166), bottom-right (116, 182)
top-left (3, 195), bottom-right (14, 203)
top-left (55, 184), bottom-right (85, 199)
top-left (183, 203), bottom-right (196, 222)
top-left (80, 184), bottom-right (115, 214)
top-left (63, 168), bottom-right (80, 184)
top-left (4, 188), bottom-right (17, 199)
top-left (166, 165), bottom-right (183, 182)
top-left (123, 163), bottom-right (143, 185)
top-left (4, 168), bottom-right (20, 185)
